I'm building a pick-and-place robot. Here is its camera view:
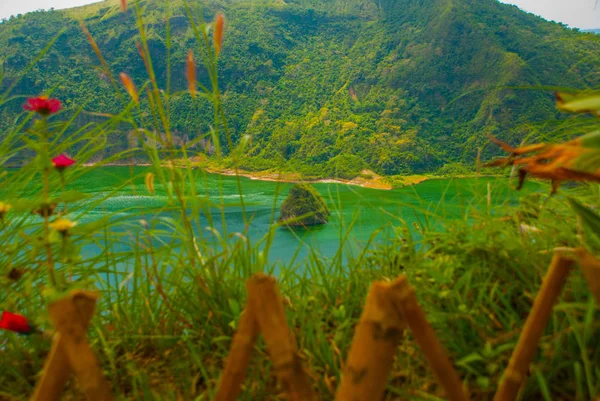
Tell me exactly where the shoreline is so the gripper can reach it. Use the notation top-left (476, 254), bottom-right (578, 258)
top-left (82, 162), bottom-right (501, 190)
top-left (83, 163), bottom-right (402, 189)
top-left (203, 167), bottom-right (411, 190)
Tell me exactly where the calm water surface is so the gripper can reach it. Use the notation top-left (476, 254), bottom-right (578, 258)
top-left (69, 167), bottom-right (543, 265)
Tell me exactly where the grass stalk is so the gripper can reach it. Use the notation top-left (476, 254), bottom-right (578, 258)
top-left (40, 116), bottom-right (57, 287)
top-left (577, 248), bottom-right (600, 304)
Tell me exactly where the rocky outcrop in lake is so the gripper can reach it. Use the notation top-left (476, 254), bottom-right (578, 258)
top-left (279, 184), bottom-right (330, 227)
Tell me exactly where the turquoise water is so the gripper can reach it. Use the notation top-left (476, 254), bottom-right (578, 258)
top-left (67, 167), bottom-right (543, 265)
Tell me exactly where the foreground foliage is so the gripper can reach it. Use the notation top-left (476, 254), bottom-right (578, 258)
top-left (0, 1), bottom-right (598, 400)
top-left (1, 187), bottom-right (599, 400)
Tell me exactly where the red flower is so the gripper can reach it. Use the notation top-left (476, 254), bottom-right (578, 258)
top-left (24, 96), bottom-right (61, 115)
top-left (52, 154), bottom-right (76, 170)
top-left (0, 311), bottom-right (33, 334)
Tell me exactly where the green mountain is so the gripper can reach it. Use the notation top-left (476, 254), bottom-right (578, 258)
top-left (1, 0), bottom-right (599, 176)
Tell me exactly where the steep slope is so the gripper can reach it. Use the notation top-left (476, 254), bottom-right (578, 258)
top-left (0, 0), bottom-right (599, 175)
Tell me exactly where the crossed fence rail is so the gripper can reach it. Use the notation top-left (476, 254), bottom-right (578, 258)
top-left (29, 249), bottom-right (600, 401)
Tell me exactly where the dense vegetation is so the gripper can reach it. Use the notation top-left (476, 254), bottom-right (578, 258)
top-left (1, 0), bottom-right (600, 178)
top-left (0, 0), bottom-right (599, 400)
top-left (279, 183), bottom-right (330, 226)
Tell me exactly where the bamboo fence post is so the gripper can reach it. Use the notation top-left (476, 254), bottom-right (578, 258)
top-left (213, 304), bottom-right (260, 401)
top-left (247, 273), bottom-right (318, 401)
top-left (334, 278), bottom-right (407, 401)
top-left (395, 275), bottom-right (470, 401)
top-left (494, 253), bottom-right (574, 401)
top-left (577, 248), bottom-right (600, 305)
top-left (30, 336), bottom-right (71, 401)
top-left (31, 291), bottom-right (97, 401)
top-left (47, 290), bottom-right (115, 401)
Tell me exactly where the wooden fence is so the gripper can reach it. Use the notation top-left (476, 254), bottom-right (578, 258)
top-left (29, 249), bottom-right (600, 401)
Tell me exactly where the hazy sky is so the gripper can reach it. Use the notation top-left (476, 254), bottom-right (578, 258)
top-left (0, 0), bottom-right (101, 20)
top-left (500, 0), bottom-right (600, 29)
top-left (0, 0), bottom-right (599, 29)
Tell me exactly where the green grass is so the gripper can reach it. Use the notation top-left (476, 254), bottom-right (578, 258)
top-left (0, 1), bottom-right (599, 400)
top-left (1, 186), bottom-right (599, 400)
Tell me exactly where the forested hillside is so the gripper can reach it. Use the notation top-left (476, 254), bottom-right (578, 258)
top-left (1, 0), bottom-right (599, 176)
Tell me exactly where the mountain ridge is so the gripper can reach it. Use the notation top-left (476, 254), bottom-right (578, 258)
top-left (0, 0), bottom-right (599, 176)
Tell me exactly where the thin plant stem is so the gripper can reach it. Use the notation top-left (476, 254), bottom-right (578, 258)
top-left (41, 116), bottom-right (57, 287)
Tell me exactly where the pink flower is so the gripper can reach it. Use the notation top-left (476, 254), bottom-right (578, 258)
top-left (52, 154), bottom-right (76, 171)
top-left (24, 96), bottom-right (61, 115)
top-left (0, 311), bottom-right (33, 334)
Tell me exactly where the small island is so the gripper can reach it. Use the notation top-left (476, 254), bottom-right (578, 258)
top-left (279, 184), bottom-right (330, 227)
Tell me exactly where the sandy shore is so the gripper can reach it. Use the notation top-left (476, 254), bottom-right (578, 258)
top-left (204, 167), bottom-right (403, 190)
top-left (82, 162), bottom-right (430, 190)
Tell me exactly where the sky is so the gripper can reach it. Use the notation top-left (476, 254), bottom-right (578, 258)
top-left (0, 0), bottom-right (599, 29)
top-left (0, 0), bottom-right (102, 20)
top-left (500, 0), bottom-right (600, 30)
